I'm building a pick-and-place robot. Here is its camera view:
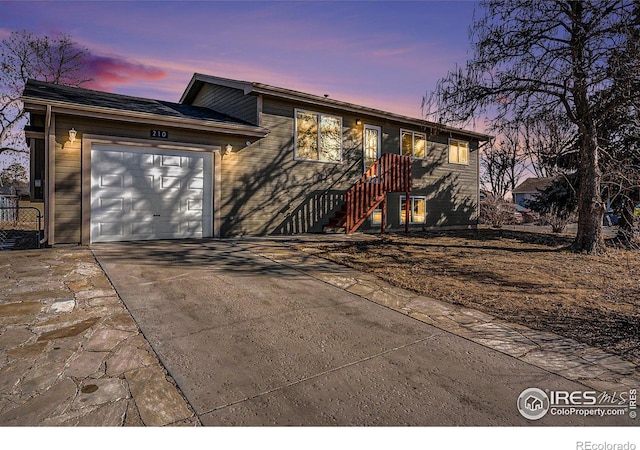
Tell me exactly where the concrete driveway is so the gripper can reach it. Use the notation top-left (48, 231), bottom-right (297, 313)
top-left (92, 239), bottom-right (630, 426)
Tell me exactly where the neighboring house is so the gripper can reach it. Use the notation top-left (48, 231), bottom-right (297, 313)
top-left (512, 177), bottom-right (554, 207)
top-left (21, 74), bottom-right (491, 245)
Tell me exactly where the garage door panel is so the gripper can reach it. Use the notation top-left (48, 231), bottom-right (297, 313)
top-left (96, 150), bottom-right (125, 162)
top-left (160, 155), bottom-right (183, 167)
top-left (98, 222), bottom-right (124, 238)
top-left (132, 175), bottom-right (155, 189)
top-left (189, 178), bottom-right (204, 190)
top-left (138, 154), bottom-right (155, 166)
top-left (98, 174), bottom-right (124, 188)
top-left (186, 221), bottom-right (203, 233)
top-left (157, 221), bottom-right (182, 237)
top-left (131, 221), bottom-right (154, 236)
top-left (159, 190), bottom-right (182, 202)
top-left (160, 201), bottom-right (182, 213)
top-left (98, 198), bottom-right (124, 211)
top-left (91, 144), bottom-right (213, 243)
top-left (161, 176), bottom-right (182, 189)
top-left (131, 198), bottom-right (153, 212)
top-left (187, 199), bottom-right (203, 211)
top-left (186, 158), bottom-right (204, 169)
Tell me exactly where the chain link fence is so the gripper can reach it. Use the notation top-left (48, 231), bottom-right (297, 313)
top-left (0, 206), bottom-right (43, 250)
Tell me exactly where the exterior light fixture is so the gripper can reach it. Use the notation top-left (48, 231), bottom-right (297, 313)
top-left (225, 144), bottom-right (233, 156)
top-left (68, 128), bottom-right (77, 143)
top-left (356, 119), bottom-right (362, 126)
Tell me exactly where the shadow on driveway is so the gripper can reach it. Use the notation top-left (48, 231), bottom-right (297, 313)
top-left (91, 238), bottom-right (354, 278)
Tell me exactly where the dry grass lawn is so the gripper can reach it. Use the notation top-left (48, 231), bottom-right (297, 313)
top-left (304, 229), bottom-right (640, 366)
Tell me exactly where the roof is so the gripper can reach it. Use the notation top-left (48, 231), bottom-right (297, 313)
top-left (21, 80), bottom-right (269, 137)
top-left (181, 73), bottom-right (493, 142)
top-left (512, 177), bottom-right (554, 194)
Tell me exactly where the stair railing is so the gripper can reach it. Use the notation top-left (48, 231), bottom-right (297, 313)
top-left (344, 154), bottom-right (412, 233)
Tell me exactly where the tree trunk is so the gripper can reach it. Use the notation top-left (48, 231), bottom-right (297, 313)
top-left (572, 130), bottom-right (606, 254)
top-left (569, 2), bottom-right (606, 254)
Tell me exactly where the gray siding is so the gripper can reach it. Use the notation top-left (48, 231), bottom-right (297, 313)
top-left (218, 95), bottom-right (479, 236)
top-left (360, 127), bottom-right (479, 232)
top-left (192, 84), bottom-right (258, 124)
top-left (51, 114), bottom-right (249, 244)
top-left (218, 97), bottom-right (363, 236)
top-left (50, 92), bottom-right (480, 242)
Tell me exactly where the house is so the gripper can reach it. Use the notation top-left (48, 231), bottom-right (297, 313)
top-left (525, 395), bottom-right (543, 411)
top-left (21, 74), bottom-right (491, 245)
top-left (512, 177), bottom-right (554, 207)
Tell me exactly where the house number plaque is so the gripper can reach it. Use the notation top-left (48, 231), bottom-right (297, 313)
top-left (151, 130), bottom-right (169, 139)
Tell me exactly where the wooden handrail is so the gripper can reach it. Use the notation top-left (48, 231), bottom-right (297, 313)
top-left (344, 154), bottom-right (412, 233)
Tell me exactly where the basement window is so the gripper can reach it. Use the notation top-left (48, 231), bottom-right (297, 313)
top-left (400, 196), bottom-right (426, 224)
top-left (370, 208), bottom-right (383, 225)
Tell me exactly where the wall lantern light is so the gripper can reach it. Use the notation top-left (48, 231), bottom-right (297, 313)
top-left (355, 119), bottom-right (362, 126)
top-left (225, 144), bottom-right (233, 156)
top-left (68, 128), bottom-right (77, 143)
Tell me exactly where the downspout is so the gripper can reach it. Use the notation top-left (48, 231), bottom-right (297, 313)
top-left (40, 105), bottom-right (51, 245)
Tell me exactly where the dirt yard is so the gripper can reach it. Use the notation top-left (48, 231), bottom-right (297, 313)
top-left (303, 229), bottom-right (640, 366)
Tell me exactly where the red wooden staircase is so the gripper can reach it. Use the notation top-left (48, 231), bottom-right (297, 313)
top-left (326, 154), bottom-right (412, 234)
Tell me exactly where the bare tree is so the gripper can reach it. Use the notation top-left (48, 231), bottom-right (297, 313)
top-left (0, 162), bottom-right (28, 187)
top-left (600, 83), bottom-right (640, 245)
top-left (481, 122), bottom-right (526, 198)
top-left (423, 0), bottom-right (640, 254)
top-left (1, 30), bottom-right (91, 155)
top-left (521, 113), bottom-right (576, 178)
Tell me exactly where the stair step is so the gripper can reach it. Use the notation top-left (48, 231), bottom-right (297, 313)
top-left (327, 153), bottom-right (412, 234)
top-left (323, 225), bottom-right (346, 233)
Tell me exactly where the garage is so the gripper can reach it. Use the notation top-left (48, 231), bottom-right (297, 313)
top-left (90, 143), bottom-right (213, 243)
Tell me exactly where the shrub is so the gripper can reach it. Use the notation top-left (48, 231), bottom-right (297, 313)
top-left (480, 196), bottom-right (518, 228)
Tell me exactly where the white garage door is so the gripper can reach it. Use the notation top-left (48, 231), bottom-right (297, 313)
top-left (91, 144), bottom-right (213, 243)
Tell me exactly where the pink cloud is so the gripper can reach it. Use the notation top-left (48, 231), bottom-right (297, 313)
top-left (80, 54), bottom-right (167, 92)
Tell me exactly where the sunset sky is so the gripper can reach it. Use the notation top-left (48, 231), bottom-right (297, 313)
top-left (2, 0), bottom-right (479, 120)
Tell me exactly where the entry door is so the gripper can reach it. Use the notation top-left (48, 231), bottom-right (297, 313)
top-left (363, 125), bottom-right (381, 175)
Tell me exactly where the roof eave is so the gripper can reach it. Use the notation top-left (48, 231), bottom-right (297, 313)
top-left (180, 73), bottom-right (254, 104)
top-left (181, 73), bottom-right (492, 141)
top-left (247, 83), bottom-right (492, 141)
top-left (21, 96), bottom-right (270, 138)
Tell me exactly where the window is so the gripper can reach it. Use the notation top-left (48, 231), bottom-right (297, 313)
top-left (371, 208), bottom-right (383, 225)
top-left (400, 196), bottom-right (427, 224)
top-left (28, 136), bottom-right (45, 202)
top-left (364, 125), bottom-right (381, 173)
top-left (295, 109), bottom-right (342, 162)
top-left (449, 139), bottom-right (469, 164)
top-left (401, 130), bottom-right (427, 158)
